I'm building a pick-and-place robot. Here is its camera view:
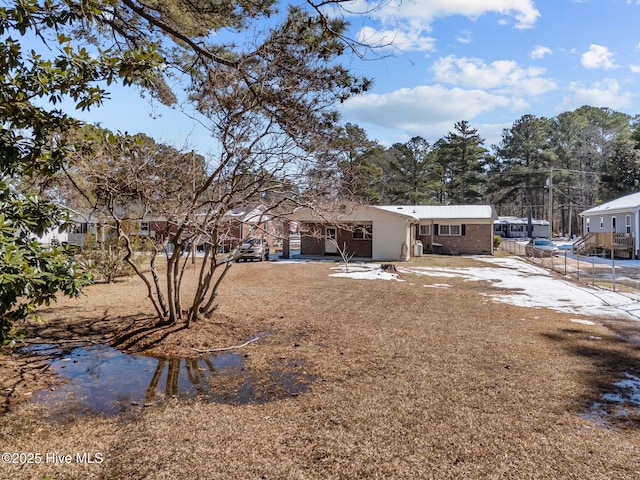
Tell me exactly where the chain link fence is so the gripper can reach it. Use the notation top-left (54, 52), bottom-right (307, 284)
top-left (499, 239), bottom-right (640, 295)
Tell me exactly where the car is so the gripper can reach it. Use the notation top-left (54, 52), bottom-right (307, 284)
top-left (235, 238), bottom-right (269, 262)
top-left (557, 243), bottom-right (573, 251)
top-left (525, 238), bottom-right (559, 257)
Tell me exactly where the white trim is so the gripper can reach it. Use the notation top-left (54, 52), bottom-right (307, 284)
top-left (439, 224), bottom-right (462, 236)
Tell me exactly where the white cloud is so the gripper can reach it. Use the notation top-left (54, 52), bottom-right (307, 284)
top-left (345, 0), bottom-right (540, 29)
top-left (432, 55), bottom-right (557, 95)
top-left (341, 85), bottom-right (524, 137)
top-left (531, 45), bottom-right (552, 59)
top-left (631, 65), bottom-right (640, 74)
top-left (455, 30), bottom-right (473, 44)
top-left (581, 44), bottom-right (617, 69)
top-left (557, 79), bottom-right (635, 111)
top-left (356, 26), bottom-right (436, 52)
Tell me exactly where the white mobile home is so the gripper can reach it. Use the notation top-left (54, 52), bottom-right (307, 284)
top-left (494, 216), bottom-right (550, 239)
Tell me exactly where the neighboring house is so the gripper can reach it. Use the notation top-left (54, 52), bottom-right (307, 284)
top-left (64, 205), bottom-right (275, 252)
top-left (292, 204), bottom-right (497, 261)
top-left (219, 206), bottom-right (276, 251)
top-left (494, 216), bottom-right (550, 239)
top-left (576, 192), bottom-right (639, 258)
top-left (36, 227), bottom-right (68, 247)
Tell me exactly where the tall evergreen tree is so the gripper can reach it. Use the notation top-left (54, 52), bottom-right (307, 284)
top-left (331, 124), bottom-right (384, 203)
top-left (387, 137), bottom-right (435, 204)
top-left (490, 115), bottom-right (554, 230)
top-left (433, 121), bottom-right (488, 204)
top-left (599, 136), bottom-right (640, 201)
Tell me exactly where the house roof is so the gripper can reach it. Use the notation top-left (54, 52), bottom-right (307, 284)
top-left (222, 206), bottom-right (271, 223)
top-left (375, 205), bottom-right (497, 221)
top-left (496, 216), bottom-right (549, 226)
top-left (580, 192), bottom-right (640, 216)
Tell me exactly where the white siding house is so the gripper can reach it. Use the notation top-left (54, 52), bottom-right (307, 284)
top-left (580, 192), bottom-right (640, 235)
top-left (494, 216), bottom-right (550, 239)
top-left (578, 192), bottom-right (640, 257)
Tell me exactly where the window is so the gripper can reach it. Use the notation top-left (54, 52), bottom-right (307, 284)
top-left (626, 215), bottom-right (631, 234)
top-left (600, 217), bottom-right (603, 229)
top-left (141, 222), bottom-right (149, 233)
top-left (438, 224), bottom-right (462, 236)
top-left (352, 224), bottom-right (372, 239)
top-left (419, 224), bottom-right (430, 236)
top-left (612, 217), bottom-right (616, 233)
top-left (586, 218), bottom-right (590, 233)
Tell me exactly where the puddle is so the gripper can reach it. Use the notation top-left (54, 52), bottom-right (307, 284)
top-left (27, 344), bottom-right (316, 417)
top-left (582, 373), bottom-right (640, 428)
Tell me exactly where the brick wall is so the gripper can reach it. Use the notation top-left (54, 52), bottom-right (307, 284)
top-left (418, 224), bottom-right (492, 255)
top-left (300, 223), bottom-right (373, 257)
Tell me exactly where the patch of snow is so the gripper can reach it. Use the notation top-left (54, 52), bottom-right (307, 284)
top-left (402, 256), bottom-right (640, 321)
top-left (329, 263), bottom-right (404, 282)
top-left (424, 284), bottom-right (451, 289)
top-left (570, 319), bottom-right (596, 326)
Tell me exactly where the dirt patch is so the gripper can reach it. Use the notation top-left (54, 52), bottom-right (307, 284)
top-left (2, 256), bottom-right (640, 479)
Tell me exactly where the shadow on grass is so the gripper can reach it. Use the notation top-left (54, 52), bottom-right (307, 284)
top-left (542, 326), bottom-right (640, 429)
top-left (110, 319), bottom-right (188, 353)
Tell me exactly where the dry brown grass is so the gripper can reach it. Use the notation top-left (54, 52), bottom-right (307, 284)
top-left (2, 255), bottom-right (640, 479)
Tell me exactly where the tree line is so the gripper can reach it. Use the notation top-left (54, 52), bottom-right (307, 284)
top-left (315, 107), bottom-right (640, 237)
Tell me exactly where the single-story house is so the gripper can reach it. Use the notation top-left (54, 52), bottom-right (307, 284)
top-left (292, 204), bottom-right (497, 261)
top-left (63, 205), bottom-right (276, 251)
top-left (494, 216), bottom-right (550, 239)
top-left (577, 192), bottom-right (639, 257)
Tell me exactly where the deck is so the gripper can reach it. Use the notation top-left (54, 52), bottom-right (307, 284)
top-left (573, 232), bottom-right (636, 259)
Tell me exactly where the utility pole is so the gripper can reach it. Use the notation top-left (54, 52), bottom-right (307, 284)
top-left (548, 167), bottom-right (553, 239)
top-left (569, 202), bottom-right (573, 238)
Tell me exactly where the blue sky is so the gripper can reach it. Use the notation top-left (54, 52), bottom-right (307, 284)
top-left (68, 0), bottom-right (640, 154)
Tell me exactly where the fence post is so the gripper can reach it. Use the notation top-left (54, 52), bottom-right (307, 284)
top-left (592, 256), bottom-right (595, 286)
top-left (612, 248), bottom-right (616, 292)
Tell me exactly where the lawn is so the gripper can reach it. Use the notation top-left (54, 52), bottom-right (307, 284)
top-left (1, 255), bottom-right (639, 479)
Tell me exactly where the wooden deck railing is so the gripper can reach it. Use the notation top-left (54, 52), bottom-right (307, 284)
top-left (573, 232), bottom-right (635, 258)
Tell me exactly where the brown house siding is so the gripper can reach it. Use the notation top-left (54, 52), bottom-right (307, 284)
top-left (418, 224), bottom-right (492, 255)
top-left (300, 223), bottom-right (373, 257)
top-left (300, 229), bottom-right (325, 255)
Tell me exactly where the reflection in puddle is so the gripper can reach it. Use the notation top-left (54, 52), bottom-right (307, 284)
top-left (583, 373), bottom-right (640, 428)
top-left (29, 344), bottom-right (316, 417)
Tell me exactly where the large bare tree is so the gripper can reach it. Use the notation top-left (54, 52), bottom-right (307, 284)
top-left (52, 1), bottom-right (372, 327)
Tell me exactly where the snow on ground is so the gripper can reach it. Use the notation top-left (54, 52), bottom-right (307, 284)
top-left (281, 254), bottom-right (640, 322)
top-left (570, 319), bottom-right (596, 326)
top-left (403, 256), bottom-right (640, 321)
top-left (326, 256), bottom-right (640, 322)
top-left (329, 263), bottom-right (404, 281)
top-left (326, 254), bottom-right (640, 421)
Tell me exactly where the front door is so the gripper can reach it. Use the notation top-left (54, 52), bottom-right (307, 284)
top-left (325, 227), bottom-right (337, 254)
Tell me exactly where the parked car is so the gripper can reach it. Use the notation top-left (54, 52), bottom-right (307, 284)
top-left (235, 238), bottom-right (269, 262)
top-left (525, 238), bottom-right (559, 257)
